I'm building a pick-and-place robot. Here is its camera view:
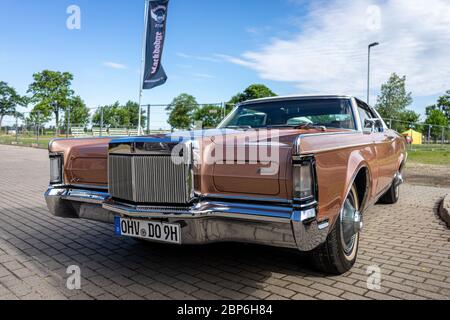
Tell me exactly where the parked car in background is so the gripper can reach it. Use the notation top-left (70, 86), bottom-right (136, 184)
top-left (45, 95), bottom-right (406, 274)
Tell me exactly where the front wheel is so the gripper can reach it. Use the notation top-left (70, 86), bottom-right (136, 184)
top-left (310, 185), bottom-right (362, 275)
top-left (378, 171), bottom-right (402, 204)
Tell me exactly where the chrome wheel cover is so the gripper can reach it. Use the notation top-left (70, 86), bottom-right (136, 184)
top-left (340, 190), bottom-right (359, 256)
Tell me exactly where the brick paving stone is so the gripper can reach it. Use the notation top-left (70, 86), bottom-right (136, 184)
top-left (0, 144), bottom-right (449, 300)
top-left (266, 294), bottom-right (289, 300)
top-left (286, 283), bottom-right (320, 297)
top-left (239, 287), bottom-right (271, 299)
top-left (264, 285), bottom-right (296, 298)
top-left (291, 292), bottom-right (317, 300)
top-left (332, 282), bottom-right (368, 296)
top-left (310, 283), bottom-right (344, 297)
top-left (341, 292), bottom-right (371, 300)
top-left (315, 292), bottom-right (344, 300)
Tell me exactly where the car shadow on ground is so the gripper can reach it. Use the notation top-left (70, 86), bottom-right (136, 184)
top-left (9, 211), bottom-right (332, 299)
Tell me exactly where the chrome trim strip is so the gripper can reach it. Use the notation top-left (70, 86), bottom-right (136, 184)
top-left (318, 220), bottom-right (330, 230)
top-left (61, 190), bottom-right (110, 205)
top-left (202, 194), bottom-right (293, 205)
top-left (293, 200), bottom-right (318, 209)
top-left (299, 130), bottom-right (359, 139)
top-left (293, 131), bottom-right (361, 156)
top-left (50, 184), bottom-right (109, 192)
top-left (70, 184), bottom-right (109, 191)
top-left (103, 200), bottom-right (293, 224)
top-left (351, 97), bottom-right (364, 132)
top-left (304, 142), bottom-right (375, 155)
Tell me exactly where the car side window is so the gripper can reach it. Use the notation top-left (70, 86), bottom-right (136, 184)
top-left (357, 102), bottom-right (383, 133)
top-left (368, 107), bottom-right (384, 132)
top-left (357, 106), bottom-right (372, 129)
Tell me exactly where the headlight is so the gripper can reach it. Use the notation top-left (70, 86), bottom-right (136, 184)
top-left (293, 158), bottom-right (315, 201)
top-left (49, 154), bottom-right (63, 185)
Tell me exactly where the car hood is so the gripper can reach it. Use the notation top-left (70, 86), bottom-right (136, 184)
top-left (49, 128), bottom-right (350, 195)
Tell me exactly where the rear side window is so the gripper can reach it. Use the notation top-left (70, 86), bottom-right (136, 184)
top-left (357, 101), bottom-right (383, 132)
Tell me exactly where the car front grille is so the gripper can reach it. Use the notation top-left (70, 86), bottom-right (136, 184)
top-left (108, 154), bottom-right (193, 204)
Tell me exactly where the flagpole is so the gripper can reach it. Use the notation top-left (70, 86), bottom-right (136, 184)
top-left (138, 0), bottom-right (150, 136)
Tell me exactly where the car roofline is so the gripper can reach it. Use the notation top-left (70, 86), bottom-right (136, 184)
top-left (237, 95), bottom-right (354, 107)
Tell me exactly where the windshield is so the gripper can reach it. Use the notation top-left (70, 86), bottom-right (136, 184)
top-left (218, 98), bottom-right (356, 130)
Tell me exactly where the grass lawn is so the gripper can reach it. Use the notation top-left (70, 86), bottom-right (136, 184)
top-left (407, 146), bottom-right (450, 166)
top-left (407, 150), bottom-right (449, 165)
top-left (0, 135), bottom-right (52, 149)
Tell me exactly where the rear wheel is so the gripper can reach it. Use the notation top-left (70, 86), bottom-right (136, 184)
top-left (310, 185), bottom-right (361, 275)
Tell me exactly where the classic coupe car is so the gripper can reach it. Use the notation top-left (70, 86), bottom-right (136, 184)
top-left (45, 95), bottom-right (406, 274)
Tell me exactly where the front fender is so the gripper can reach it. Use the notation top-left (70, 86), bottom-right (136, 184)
top-left (315, 146), bottom-right (375, 227)
top-left (343, 150), bottom-right (374, 211)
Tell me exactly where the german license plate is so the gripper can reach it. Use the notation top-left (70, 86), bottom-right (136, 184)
top-left (114, 217), bottom-right (181, 244)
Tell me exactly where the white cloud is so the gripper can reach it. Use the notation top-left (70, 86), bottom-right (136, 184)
top-left (215, 54), bottom-right (254, 67)
top-left (194, 73), bottom-right (215, 79)
top-left (221, 0), bottom-right (450, 98)
top-left (176, 64), bottom-right (193, 69)
top-left (176, 52), bottom-right (191, 59)
top-left (103, 61), bottom-right (128, 70)
top-left (177, 52), bottom-right (221, 63)
top-left (245, 26), bottom-right (272, 36)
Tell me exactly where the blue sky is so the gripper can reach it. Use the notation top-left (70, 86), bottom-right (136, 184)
top-left (1, 0), bottom-right (449, 128)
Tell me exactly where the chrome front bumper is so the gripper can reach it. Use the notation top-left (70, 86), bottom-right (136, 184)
top-left (45, 187), bottom-right (330, 252)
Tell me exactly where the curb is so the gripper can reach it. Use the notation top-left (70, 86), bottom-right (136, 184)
top-left (439, 194), bottom-right (450, 229)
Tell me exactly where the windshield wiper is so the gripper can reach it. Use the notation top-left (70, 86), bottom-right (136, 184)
top-left (295, 123), bottom-right (327, 131)
top-left (266, 125), bottom-right (298, 128)
top-left (223, 125), bottom-right (253, 130)
top-left (267, 124), bottom-right (327, 131)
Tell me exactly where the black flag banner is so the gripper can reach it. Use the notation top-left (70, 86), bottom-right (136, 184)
top-left (143, 0), bottom-right (169, 90)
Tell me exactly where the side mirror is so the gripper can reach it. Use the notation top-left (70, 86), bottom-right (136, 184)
top-left (363, 119), bottom-right (376, 134)
top-left (363, 118), bottom-right (384, 134)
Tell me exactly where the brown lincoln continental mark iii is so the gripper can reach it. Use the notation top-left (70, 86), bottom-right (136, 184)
top-left (45, 95), bottom-right (406, 274)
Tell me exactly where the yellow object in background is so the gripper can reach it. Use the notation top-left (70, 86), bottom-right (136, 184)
top-left (402, 129), bottom-right (423, 145)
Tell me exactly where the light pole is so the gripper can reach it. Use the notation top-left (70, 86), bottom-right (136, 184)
top-left (367, 42), bottom-right (379, 105)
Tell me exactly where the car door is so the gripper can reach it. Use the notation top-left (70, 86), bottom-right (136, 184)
top-left (356, 102), bottom-right (392, 195)
top-left (372, 108), bottom-right (399, 187)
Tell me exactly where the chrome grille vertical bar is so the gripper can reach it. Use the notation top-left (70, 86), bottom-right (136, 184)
top-left (109, 151), bottom-right (192, 204)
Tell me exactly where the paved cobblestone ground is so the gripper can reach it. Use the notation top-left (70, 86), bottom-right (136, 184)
top-left (0, 145), bottom-right (449, 300)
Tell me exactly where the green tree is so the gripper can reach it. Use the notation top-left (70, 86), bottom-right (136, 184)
top-left (426, 90), bottom-right (450, 122)
top-left (0, 81), bottom-right (27, 128)
top-left (92, 102), bottom-right (121, 127)
top-left (375, 73), bottom-right (413, 121)
top-left (118, 101), bottom-right (145, 128)
top-left (27, 70), bottom-right (74, 133)
top-left (226, 84), bottom-right (277, 114)
top-left (92, 101), bottom-right (145, 128)
top-left (27, 104), bottom-right (52, 126)
top-left (425, 109), bottom-right (449, 141)
top-left (62, 96), bottom-right (90, 127)
top-left (166, 94), bottom-right (198, 130)
top-left (400, 110), bottom-right (421, 124)
top-left (229, 84), bottom-right (277, 104)
top-left (227, 84), bottom-right (277, 114)
top-left (193, 105), bottom-right (223, 128)
top-left (396, 110), bottom-right (421, 133)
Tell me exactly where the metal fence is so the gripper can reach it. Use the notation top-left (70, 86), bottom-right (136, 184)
top-left (0, 104), bottom-right (449, 150)
top-left (386, 118), bottom-right (450, 150)
top-left (0, 103), bottom-right (225, 148)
